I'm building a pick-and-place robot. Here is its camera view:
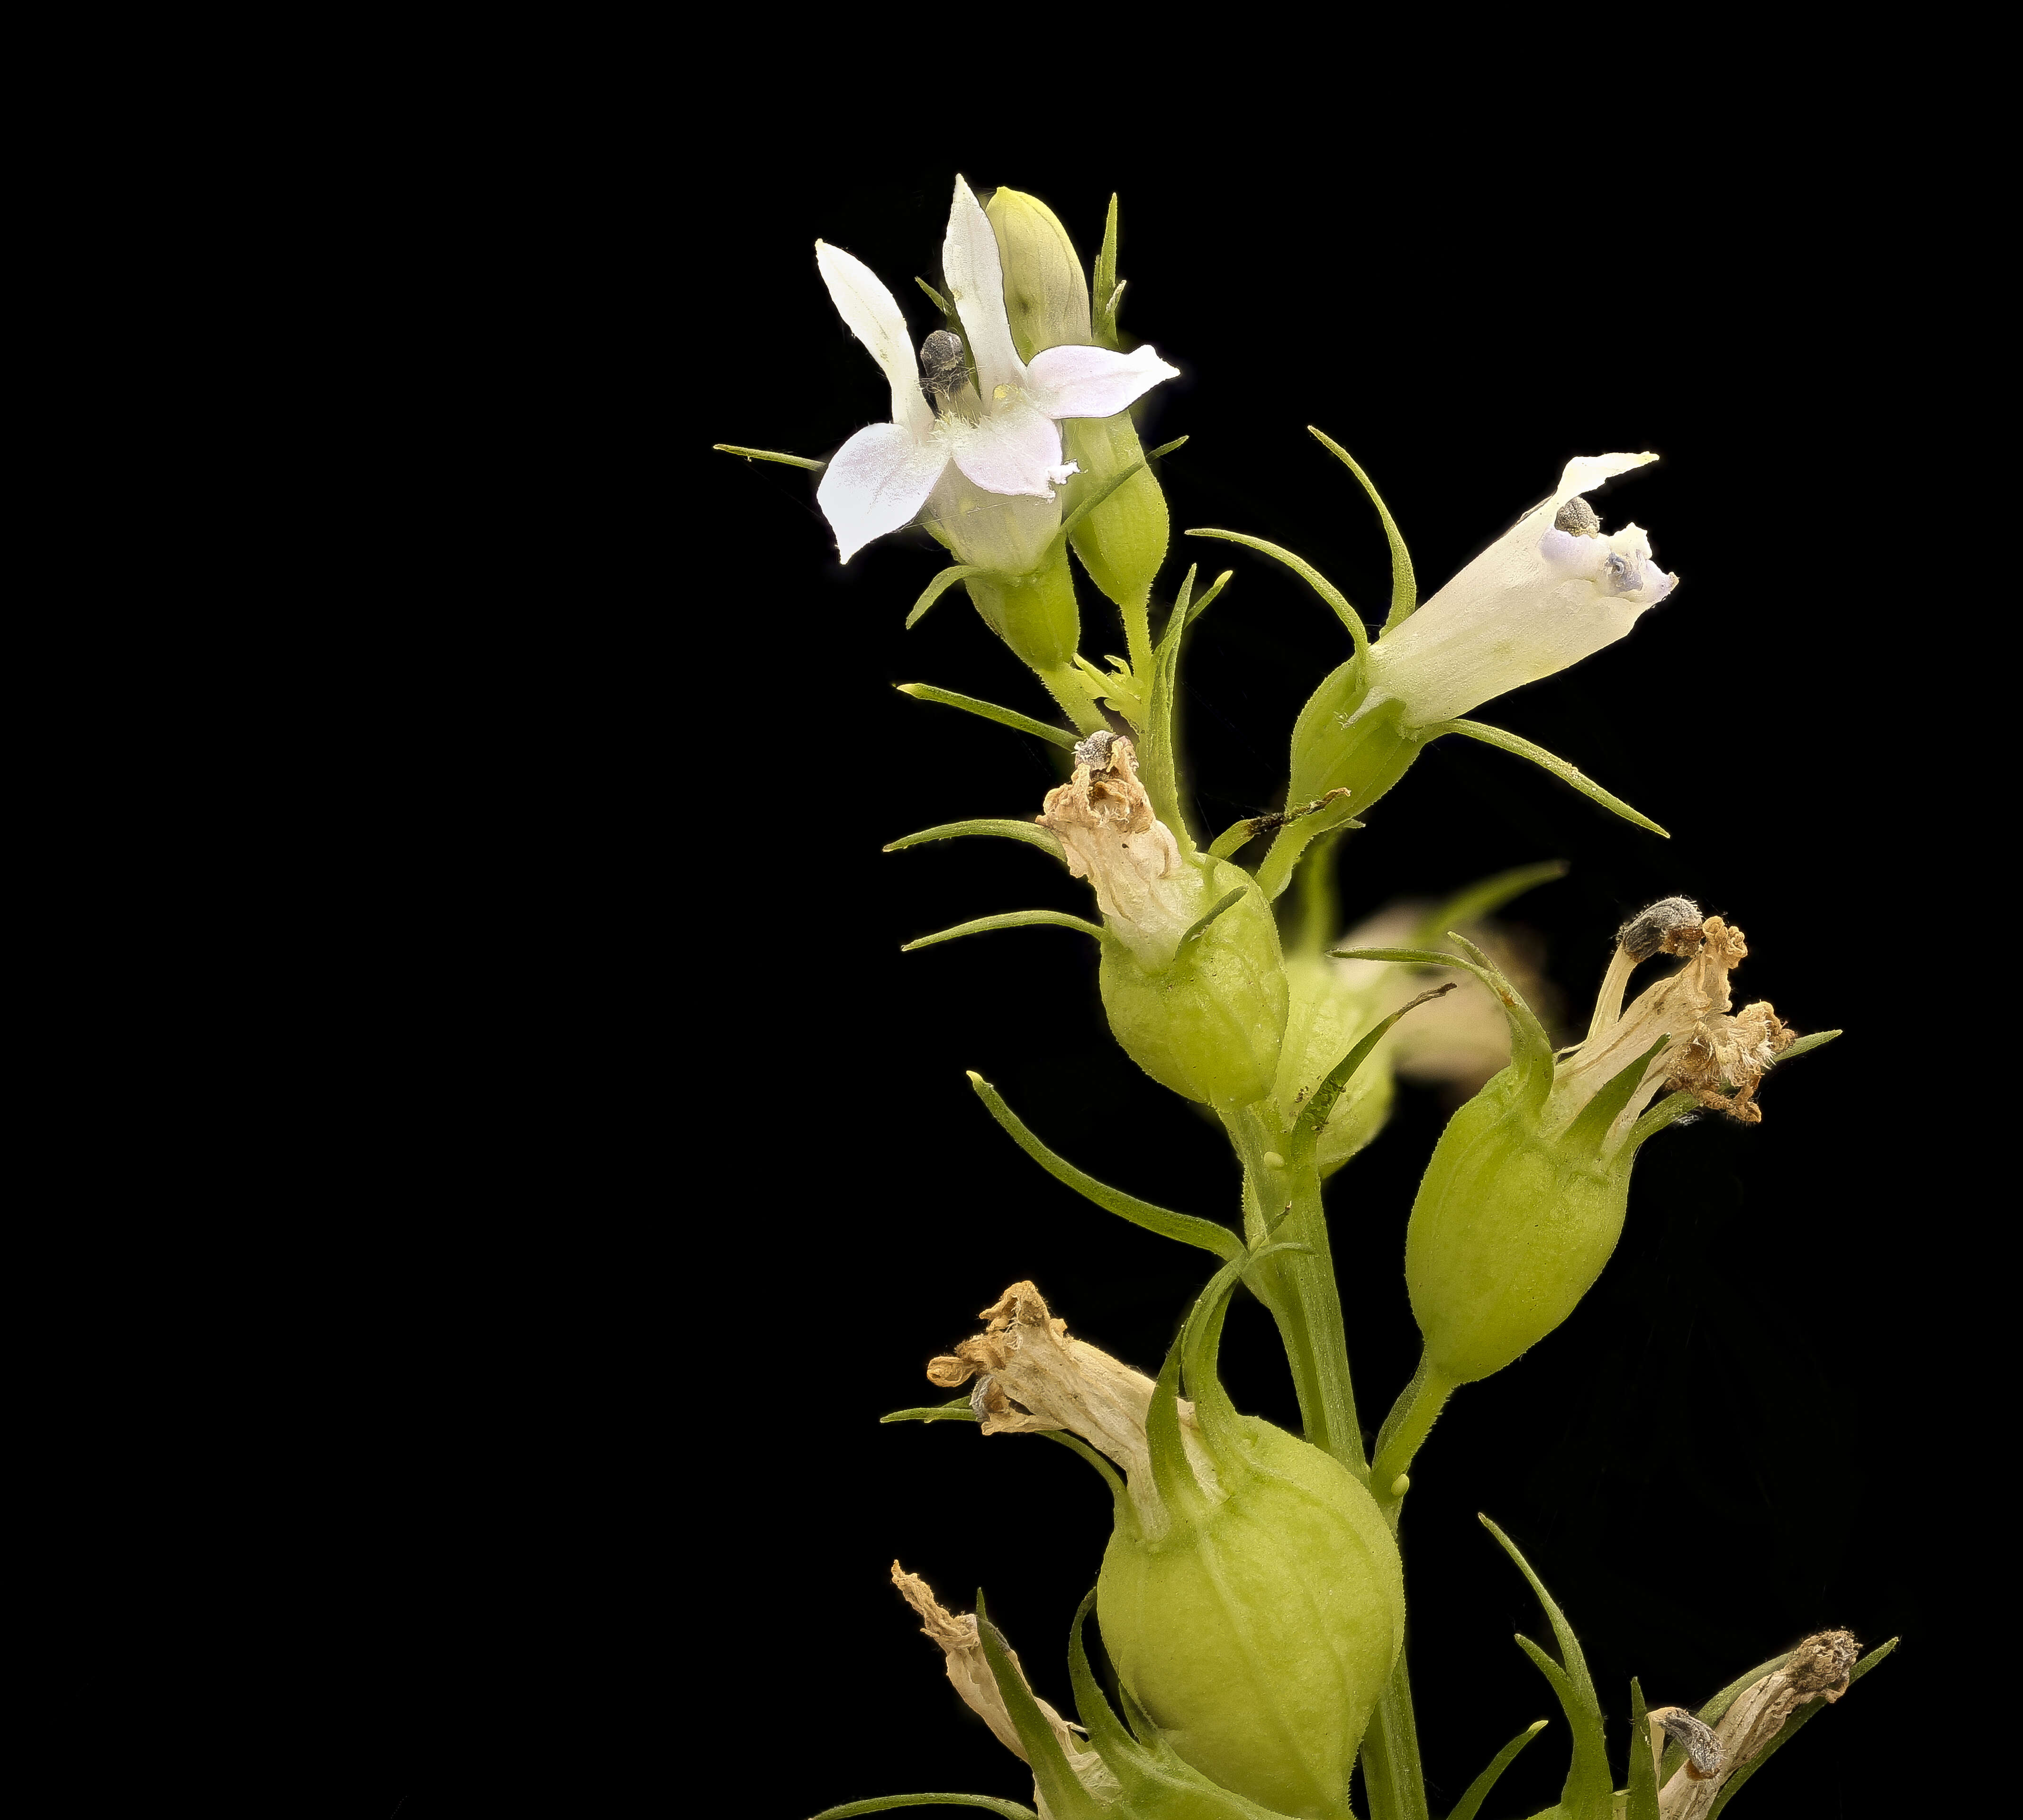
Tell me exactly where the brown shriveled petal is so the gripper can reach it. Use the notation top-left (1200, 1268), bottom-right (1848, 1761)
top-left (925, 1280), bottom-right (1216, 1521)
top-left (1038, 736), bottom-right (1190, 953)
top-left (1657, 1630), bottom-right (1863, 1820)
top-left (889, 1562), bottom-right (1117, 1807)
top-left (1557, 915), bottom-right (1802, 1144)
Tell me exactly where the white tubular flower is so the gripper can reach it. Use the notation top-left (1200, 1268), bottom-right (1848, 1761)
top-left (813, 177), bottom-right (1179, 565)
top-left (1365, 452), bottom-right (1679, 728)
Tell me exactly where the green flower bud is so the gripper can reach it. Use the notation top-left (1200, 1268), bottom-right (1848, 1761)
top-left (928, 1273), bottom-right (1403, 1820)
top-left (1043, 734), bottom-right (1286, 1110)
top-left (1404, 908), bottom-right (1801, 1387)
top-left (985, 185), bottom-right (1170, 624)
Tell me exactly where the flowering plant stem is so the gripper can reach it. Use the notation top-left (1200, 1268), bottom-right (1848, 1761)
top-left (1222, 1098), bottom-right (1433, 1820)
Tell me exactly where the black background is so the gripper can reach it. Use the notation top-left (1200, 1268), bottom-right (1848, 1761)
top-left (308, 128), bottom-right (1966, 1818)
top-left (671, 152), bottom-right (1939, 1820)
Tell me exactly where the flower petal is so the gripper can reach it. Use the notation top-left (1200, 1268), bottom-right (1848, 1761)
top-left (1025, 343), bottom-right (1180, 422)
top-left (815, 421), bottom-right (948, 563)
top-left (1552, 451), bottom-right (1658, 506)
top-left (815, 240), bottom-right (934, 440)
top-left (942, 176), bottom-right (1025, 397)
top-left (944, 397), bottom-right (1062, 501)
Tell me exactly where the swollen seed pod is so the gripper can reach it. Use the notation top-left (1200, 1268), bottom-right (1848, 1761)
top-left (1043, 737), bottom-right (1288, 1110)
top-left (1395, 912), bottom-right (1806, 1387)
top-left (925, 1274), bottom-right (1403, 1820)
top-left (1096, 1258), bottom-right (1404, 1820)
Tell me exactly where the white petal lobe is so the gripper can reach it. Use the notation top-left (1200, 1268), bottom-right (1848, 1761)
top-left (1025, 343), bottom-right (1181, 422)
top-left (816, 422), bottom-right (948, 563)
top-left (942, 177), bottom-right (1025, 398)
top-left (815, 241), bottom-right (934, 439)
top-left (945, 399), bottom-right (1064, 501)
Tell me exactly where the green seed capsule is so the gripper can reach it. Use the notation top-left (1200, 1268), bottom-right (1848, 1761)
top-left (1097, 1259), bottom-right (1403, 1820)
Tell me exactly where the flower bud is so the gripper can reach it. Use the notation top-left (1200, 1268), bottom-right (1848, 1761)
top-left (1043, 735), bottom-right (1286, 1110)
top-left (986, 185), bottom-right (1169, 621)
top-left (930, 1272), bottom-right (1404, 1820)
top-left (1406, 910), bottom-right (1800, 1386)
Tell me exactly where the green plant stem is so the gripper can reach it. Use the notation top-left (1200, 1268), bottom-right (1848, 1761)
top-left (1034, 664), bottom-right (1110, 736)
top-left (1370, 1355), bottom-right (1458, 1519)
top-left (1222, 1099), bottom-right (1432, 1820)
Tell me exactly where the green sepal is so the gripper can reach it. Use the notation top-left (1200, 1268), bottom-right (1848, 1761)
top-left (1306, 428), bottom-right (1415, 629)
top-left (1774, 1028), bottom-right (1842, 1065)
top-left (1481, 1516), bottom-right (1612, 1820)
top-left (895, 683), bottom-right (1080, 751)
top-left (1444, 1719), bottom-right (1548, 1820)
top-left (915, 276), bottom-right (959, 325)
top-left (1186, 529), bottom-right (1369, 657)
top-left (1625, 1678), bottom-right (1658, 1820)
top-left (1560, 1037), bottom-right (1670, 1160)
top-left (1298, 983), bottom-right (1457, 1139)
top-left (1330, 937), bottom-right (1554, 1105)
top-left (1092, 196), bottom-right (1121, 348)
top-left (1179, 887), bottom-right (1247, 947)
top-left (1145, 436), bottom-right (1187, 461)
top-left (907, 566), bottom-right (987, 630)
top-left (1205, 820), bottom-right (1259, 862)
top-left (712, 443), bottom-right (825, 471)
top-left (1703, 1639), bottom-right (1896, 1818)
top-left (884, 819), bottom-right (1065, 862)
top-left (1430, 719), bottom-right (1669, 837)
top-left (811, 1796), bottom-right (1036, 1819)
top-left (1073, 651), bottom-right (1147, 727)
top-left (1139, 564), bottom-right (1234, 839)
top-left (880, 1399), bottom-right (979, 1424)
top-left (1404, 861), bottom-right (1566, 947)
top-left (1050, 459), bottom-right (1149, 558)
top-left (965, 1073), bottom-right (1243, 1261)
top-left (1177, 1245), bottom-right (1309, 1449)
top-left (974, 1593), bottom-right (1107, 1820)
top-left (1143, 1323), bottom-right (1206, 1526)
top-left (1038, 1429), bottom-right (1129, 1503)
top-left (901, 911), bottom-right (1105, 953)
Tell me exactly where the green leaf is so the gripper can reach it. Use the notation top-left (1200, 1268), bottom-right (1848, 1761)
top-left (965, 1073), bottom-right (1243, 1260)
top-left (1703, 1639), bottom-right (1896, 1818)
top-left (1483, 1517), bottom-right (1612, 1820)
top-left (1625, 1678), bottom-right (1658, 1820)
top-left (1299, 983), bottom-right (1457, 1136)
top-left (906, 566), bottom-right (986, 630)
top-left (1180, 886), bottom-right (1247, 946)
top-left (880, 1400), bottom-right (979, 1424)
top-left (1307, 427), bottom-right (1416, 629)
top-left (1144, 435), bottom-right (1188, 461)
top-left (1444, 1719), bottom-right (1548, 1820)
top-left (901, 911), bottom-right (1104, 953)
top-left (1185, 529), bottom-right (1369, 657)
top-left (1430, 720), bottom-right (1669, 837)
top-left (1405, 861), bottom-right (1568, 947)
top-left (884, 819), bottom-right (1064, 861)
top-left (811, 1796), bottom-right (1037, 1819)
top-left (713, 443), bottom-right (825, 471)
top-left (894, 684), bottom-right (1080, 751)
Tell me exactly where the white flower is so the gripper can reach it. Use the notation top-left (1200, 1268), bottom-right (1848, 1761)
top-left (814, 177), bottom-right (1179, 564)
top-left (1365, 452), bottom-right (1679, 728)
